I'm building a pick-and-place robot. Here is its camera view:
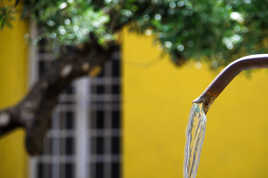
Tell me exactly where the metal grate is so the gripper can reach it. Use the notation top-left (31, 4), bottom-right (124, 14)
top-left (30, 38), bottom-right (122, 178)
top-left (89, 49), bottom-right (121, 178)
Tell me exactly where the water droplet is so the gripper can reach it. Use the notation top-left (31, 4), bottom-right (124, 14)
top-left (59, 2), bottom-right (67, 9)
top-left (47, 20), bottom-right (55, 26)
top-left (145, 29), bottom-right (152, 36)
top-left (231, 34), bottom-right (241, 42)
top-left (169, 1), bottom-right (176, 8)
top-left (51, 33), bottom-right (57, 39)
top-left (64, 19), bottom-right (71, 25)
top-left (223, 34), bottom-right (242, 49)
top-left (58, 26), bottom-right (66, 35)
top-left (154, 14), bottom-right (162, 20)
top-left (122, 10), bottom-right (132, 17)
top-left (230, 12), bottom-right (244, 23)
top-left (177, 44), bottom-right (184, 51)
top-left (73, 25), bottom-right (79, 32)
top-left (164, 41), bottom-right (172, 48)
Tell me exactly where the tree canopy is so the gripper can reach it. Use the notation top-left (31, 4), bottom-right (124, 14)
top-left (1, 0), bottom-right (268, 68)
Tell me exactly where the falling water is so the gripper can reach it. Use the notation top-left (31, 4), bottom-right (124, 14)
top-left (184, 103), bottom-right (207, 178)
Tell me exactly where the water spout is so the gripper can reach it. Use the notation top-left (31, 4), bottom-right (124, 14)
top-left (193, 54), bottom-right (268, 113)
top-left (184, 54), bottom-right (268, 178)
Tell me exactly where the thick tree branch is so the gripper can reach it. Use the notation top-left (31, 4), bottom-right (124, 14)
top-left (0, 40), bottom-right (118, 155)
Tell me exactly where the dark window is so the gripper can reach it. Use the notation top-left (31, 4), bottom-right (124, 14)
top-left (111, 162), bottom-right (121, 178)
top-left (112, 84), bottom-right (120, 94)
top-left (65, 163), bottom-right (74, 178)
top-left (96, 162), bottom-right (104, 178)
top-left (112, 60), bottom-right (120, 77)
top-left (33, 38), bottom-right (121, 178)
top-left (64, 85), bottom-right (74, 95)
top-left (96, 111), bottom-right (105, 129)
top-left (38, 60), bottom-right (47, 76)
top-left (65, 111), bottom-right (74, 130)
top-left (65, 137), bottom-right (74, 155)
top-left (91, 136), bottom-right (105, 155)
top-left (89, 47), bottom-right (122, 178)
top-left (96, 85), bottom-right (105, 94)
top-left (33, 39), bottom-right (77, 178)
top-left (112, 111), bottom-right (120, 129)
top-left (112, 136), bottom-right (120, 155)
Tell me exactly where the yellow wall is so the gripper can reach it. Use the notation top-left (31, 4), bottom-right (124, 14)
top-left (122, 30), bottom-right (268, 178)
top-left (0, 13), bottom-right (28, 178)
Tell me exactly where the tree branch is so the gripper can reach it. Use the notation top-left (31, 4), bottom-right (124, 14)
top-left (0, 40), bottom-right (118, 155)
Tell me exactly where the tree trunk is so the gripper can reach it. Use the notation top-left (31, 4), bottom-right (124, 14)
top-left (0, 41), bottom-right (118, 155)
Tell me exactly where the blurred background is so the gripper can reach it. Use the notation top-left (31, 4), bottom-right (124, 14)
top-left (1, 1), bottom-right (268, 178)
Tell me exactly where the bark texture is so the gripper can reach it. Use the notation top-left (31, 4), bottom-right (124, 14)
top-left (0, 40), bottom-right (118, 155)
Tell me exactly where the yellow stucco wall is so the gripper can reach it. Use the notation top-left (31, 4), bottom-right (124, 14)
top-left (122, 30), bottom-right (268, 178)
top-left (0, 13), bottom-right (28, 178)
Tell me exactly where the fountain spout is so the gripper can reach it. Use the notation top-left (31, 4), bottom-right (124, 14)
top-left (193, 54), bottom-right (268, 113)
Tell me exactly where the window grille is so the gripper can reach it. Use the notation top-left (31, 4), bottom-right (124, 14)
top-left (29, 37), bottom-right (122, 178)
top-left (89, 49), bottom-right (121, 178)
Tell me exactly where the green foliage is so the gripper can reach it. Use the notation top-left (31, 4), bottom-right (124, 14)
top-left (0, 0), bottom-right (17, 29)
top-left (0, 7), bottom-right (14, 28)
top-left (22, 0), bottom-right (111, 45)
top-left (2, 0), bottom-right (268, 68)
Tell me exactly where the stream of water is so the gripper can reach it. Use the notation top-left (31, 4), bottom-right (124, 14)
top-left (184, 103), bottom-right (207, 178)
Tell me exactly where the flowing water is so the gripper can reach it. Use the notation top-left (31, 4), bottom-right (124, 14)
top-left (184, 103), bottom-right (207, 178)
